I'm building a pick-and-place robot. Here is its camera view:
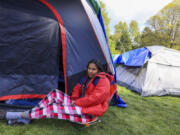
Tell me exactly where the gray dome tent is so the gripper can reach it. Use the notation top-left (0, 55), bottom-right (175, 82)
top-left (115, 46), bottom-right (180, 96)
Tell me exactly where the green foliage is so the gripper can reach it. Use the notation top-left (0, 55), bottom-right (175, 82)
top-left (99, 0), bottom-right (124, 54)
top-left (110, 32), bottom-right (122, 43)
top-left (0, 86), bottom-right (180, 135)
top-left (109, 0), bottom-right (180, 52)
top-left (129, 20), bottom-right (141, 49)
top-left (140, 27), bottom-right (170, 47)
top-left (99, 0), bottom-right (110, 40)
top-left (111, 22), bottom-right (132, 53)
top-left (100, 0), bottom-right (180, 55)
top-left (99, 0), bottom-right (121, 55)
top-left (144, 0), bottom-right (180, 49)
top-left (118, 30), bottom-right (132, 52)
top-left (108, 38), bottom-right (121, 54)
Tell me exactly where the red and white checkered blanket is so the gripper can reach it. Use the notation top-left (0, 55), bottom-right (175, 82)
top-left (29, 89), bottom-right (92, 124)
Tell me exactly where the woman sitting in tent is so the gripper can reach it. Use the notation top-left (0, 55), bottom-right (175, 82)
top-left (0, 59), bottom-right (113, 124)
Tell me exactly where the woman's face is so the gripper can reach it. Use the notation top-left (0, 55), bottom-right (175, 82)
top-left (87, 63), bottom-right (99, 78)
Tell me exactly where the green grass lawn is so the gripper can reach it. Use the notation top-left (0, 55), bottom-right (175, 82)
top-left (0, 86), bottom-right (180, 135)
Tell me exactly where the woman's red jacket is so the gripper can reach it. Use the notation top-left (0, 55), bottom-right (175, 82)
top-left (71, 72), bottom-right (113, 117)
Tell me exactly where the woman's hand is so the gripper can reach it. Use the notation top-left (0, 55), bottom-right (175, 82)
top-left (71, 100), bottom-right (75, 105)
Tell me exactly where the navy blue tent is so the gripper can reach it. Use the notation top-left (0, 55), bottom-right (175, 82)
top-left (0, 0), bottom-right (126, 107)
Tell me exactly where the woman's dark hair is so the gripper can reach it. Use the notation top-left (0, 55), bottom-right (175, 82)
top-left (87, 59), bottom-right (104, 72)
